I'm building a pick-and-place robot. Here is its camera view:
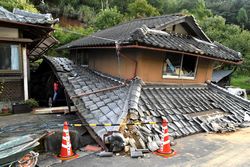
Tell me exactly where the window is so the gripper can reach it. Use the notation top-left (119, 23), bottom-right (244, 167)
top-left (162, 53), bottom-right (198, 79)
top-left (0, 43), bottom-right (20, 71)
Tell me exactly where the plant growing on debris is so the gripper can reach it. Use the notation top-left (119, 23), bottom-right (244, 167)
top-left (24, 98), bottom-right (39, 108)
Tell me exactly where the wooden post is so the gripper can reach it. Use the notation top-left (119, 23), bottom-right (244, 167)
top-left (64, 89), bottom-right (71, 112)
top-left (23, 46), bottom-right (29, 100)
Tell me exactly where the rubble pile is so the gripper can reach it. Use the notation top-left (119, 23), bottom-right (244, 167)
top-left (44, 56), bottom-right (250, 153)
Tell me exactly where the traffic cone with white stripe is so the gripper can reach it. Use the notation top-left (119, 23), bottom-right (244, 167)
top-left (58, 121), bottom-right (79, 160)
top-left (154, 117), bottom-right (176, 158)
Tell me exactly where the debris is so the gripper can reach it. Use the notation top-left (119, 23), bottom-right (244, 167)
top-left (240, 122), bottom-right (250, 128)
top-left (130, 148), bottom-right (144, 158)
top-left (81, 145), bottom-right (102, 152)
top-left (128, 138), bottom-right (137, 149)
top-left (32, 106), bottom-right (77, 114)
top-left (138, 138), bottom-right (146, 149)
top-left (124, 146), bottom-right (130, 153)
top-left (147, 137), bottom-right (159, 152)
top-left (106, 133), bottom-right (125, 152)
top-left (244, 112), bottom-right (250, 122)
top-left (135, 148), bottom-right (150, 153)
top-left (170, 140), bottom-right (177, 146)
top-left (18, 151), bottom-right (39, 167)
top-left (96, 151), bottom-right (113, 157)
top-left (0, 132), bottom-right (48, 166)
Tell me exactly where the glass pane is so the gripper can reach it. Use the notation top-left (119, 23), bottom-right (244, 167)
top-left (0, 44), bottom-right (19, 71)
top-left (0, 44), bottom-right (11, 70)
top-left (180, 55), bottom-right (197, 78)
top-left (11, 45), bottom-right (19, 70)
top-left (163, 53), bottom-right (182, 77)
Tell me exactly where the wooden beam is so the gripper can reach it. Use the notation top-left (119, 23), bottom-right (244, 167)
top-left (68, 45), bottom-right (242, 64)
top-left (120, 45), bottom-right (243, 65)
top-left (32, 106), bottom-right (77, 114)
top-left (0, 37), bottom-right (33, 43)
top-left (0, 20), bottom-right (54, 30)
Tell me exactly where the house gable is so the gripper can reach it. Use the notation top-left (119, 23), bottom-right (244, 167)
top-left (155, 16), bottom-right (210, 42)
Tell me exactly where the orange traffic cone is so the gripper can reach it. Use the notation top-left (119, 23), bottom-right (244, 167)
top-left (58, 121), bottom-right (79, 160)
top-left (154, 117), bottom-right (176, 158)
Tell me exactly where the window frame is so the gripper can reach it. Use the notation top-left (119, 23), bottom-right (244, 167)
top-left (0, 42), bottom-right (22, 74)
top-left (162, 53), bottom-right (199, 80)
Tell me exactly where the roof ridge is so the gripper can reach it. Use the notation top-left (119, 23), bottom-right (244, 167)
top-left (143, 84), bottom-right (207, 89)
top-left (93, 14), bottom-right (184, 35)
top-left (214, 41), bottom-right (242, 59)
top-left (131, 13), bottom-right (185, 22)
top-left (128, 78), bottom-right (144, 111)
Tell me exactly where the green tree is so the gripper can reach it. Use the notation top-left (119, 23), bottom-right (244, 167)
top-left (78, 5), bottom-right (96, 25)
top-left (49, 25), bottom-right (95, 56)
top-left (236, 7), bottom-right (248, 29)
top-left (94, 7), bottom-right (124, 30)
top-left (128, 0), bottom-right (160, 18)
top-left (200, 15), bottom-right (250, 74)
top-left (0, 0), bottom-right (38, 13)
top-left (161, 0), bottom-right (180, 14)
top-left (53, 25), bottom-right (94, 45)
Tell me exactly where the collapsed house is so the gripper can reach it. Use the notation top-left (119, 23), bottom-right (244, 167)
top-left (0, 6), bottom-right (57, 104)
top-left (44, 14), bottom-right (250, 151)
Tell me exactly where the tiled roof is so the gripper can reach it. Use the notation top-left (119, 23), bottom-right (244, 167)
top-left (44, 56), bottom-right (132, 139)
top-left (58, 14), bottom-right (242, 62)
top-left (129, 28), bottom-right (242, 62)
top-left (0, 6), bottom-right (57, 25)
top-left (58, 14), bottom-right (209, 49)
top-left (45, 56), bottom-right (250, 151)
top-left (137, 84), bottom-right (250, 139)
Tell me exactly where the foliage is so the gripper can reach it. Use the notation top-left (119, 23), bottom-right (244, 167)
top-left (77, 5), bottom-right (96, 25)
top-left (95, 7), bottom-right (124, 30)
top-left (24, 98), bottom-right (39, 108)
top-left (236, 7), bottom-right (248, 29)
top-left (231, 75), bottom-right (250, 90)
top-left (53, 24), bottom-right (94, 46)
top-left (200, 15), bottom-right (250, 74)
top-left (128, 0), bottom-right (160, 18)
top-left (48, 25), bottom-right (94, 57)
top-left (206, 0), bottom-right (250, 30)
top-left (0, 0), bottom-right (38, 13)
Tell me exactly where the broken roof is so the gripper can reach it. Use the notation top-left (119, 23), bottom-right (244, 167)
top-left (44, 56), bottom-right (250, 150)
top-left (0, 6), bottom-right (58, 25)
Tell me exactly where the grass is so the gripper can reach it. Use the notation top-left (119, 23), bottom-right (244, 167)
top-left (231, 75), bottom-right (250, 90)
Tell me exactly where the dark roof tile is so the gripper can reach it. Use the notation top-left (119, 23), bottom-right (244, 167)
top-left (0, 6), bottom-right (57, 25)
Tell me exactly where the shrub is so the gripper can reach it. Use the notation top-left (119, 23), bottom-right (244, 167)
top-left (24, 98), bottom-right (39, 108)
